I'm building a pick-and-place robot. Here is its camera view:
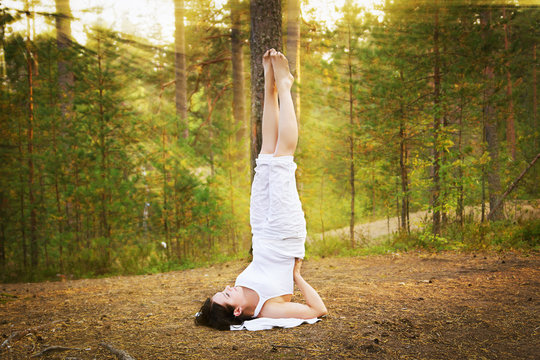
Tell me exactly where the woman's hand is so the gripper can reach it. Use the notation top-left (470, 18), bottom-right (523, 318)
top-left (265, 257), bottom-right (326, 319)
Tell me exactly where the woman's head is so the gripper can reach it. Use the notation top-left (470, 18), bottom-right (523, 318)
top-left (194, 286), bottom-right (252, 330)
top-left (194, 298), bottom-right (242, 330)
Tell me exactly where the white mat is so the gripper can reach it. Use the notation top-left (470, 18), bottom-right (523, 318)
top-left (230, 317), bottom-right (320, 331)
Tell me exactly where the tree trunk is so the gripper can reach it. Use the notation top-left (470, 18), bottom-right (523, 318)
top-left (431, 1), bottom-right (441, 237)
top-left (97, 35), bottom-right (109, 239)
top-left (0, 194), bottom-right (5, 269)
top-left (228, 166), bottom-right (236, 253)
top-left (175, 0), bottom-right (189, 139)
top-left (503, 7), bottom-right (516, 160)
top-left (533, 44), bottom-right (537, 177)
top-left (320, 174), bottom-right (325, 243)
top-left (398, 70), bottom-right (410, 234)
top-left (47, 41), bottom-right (64, 268)
top-left (55, 0), bottom-right (74, 121)
top-left (26, 2), bottom-right (38, 270)
top-left (286, 0), bottom-right (300, 122)
top-left (481, 9), bottom-right (504, 221)
top-left (18, 117), bottom-right (27, 269)
top-left (55, 0), bottom-right (73, 265)
top-left (230, 0), bottom-right (247, 157)
top-left (206, 85), bottom-right (215, 176)
top-left (347, 24), bottom-right (355, 249)
top-left (249, 0), bottom-right (282, 177)
top-left (162, 129), bottom-right (170, 256)
top-left (456, 88), bottom-right (464, 228)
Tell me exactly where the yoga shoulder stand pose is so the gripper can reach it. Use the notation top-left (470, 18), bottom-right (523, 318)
top-left (195, 49), bottom-right (327, 330)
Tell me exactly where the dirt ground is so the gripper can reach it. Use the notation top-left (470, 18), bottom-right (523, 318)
top-left (1, 251), bottom-right (539, 359)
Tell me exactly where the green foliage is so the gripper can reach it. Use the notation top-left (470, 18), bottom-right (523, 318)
top-left (385, 218), bottom-right (540, 253)
top-left (1, 0), bottom-right (538, 282)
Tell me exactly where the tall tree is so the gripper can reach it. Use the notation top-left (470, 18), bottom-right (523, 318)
top-left (344, 18), bottom-right (357, 248)
top-left (286, 0), bottom-right (300, 121)
top-left (25, 0), bottom-right (38, 270)
top-left (431, 0), bottom-right (442, 237)
top-left (175, 0), bottom-right (188, 139)
top-left (249, 0), bottom-right (282, 175)
top-left (534, 43), bottom-right (537, 159)
top-left (398, 71), bottom-right (410, 233)
top-left (55, 0), bottom-right (73, 262)
top-left (55, 0), bottom-right (73, 116)
top-left (481, 8), bottom-right (503, 221)
top-left (230, 0), bottom-right (247, 151)
top-left (503, 7), bottom-right (516, 160)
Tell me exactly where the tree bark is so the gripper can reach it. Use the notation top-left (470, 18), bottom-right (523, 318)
top-left (286, 0), bottom-right (301, 122)
top-left (230, 0), bottom-right (247, 152)
top-left (55, 0), bottom-right (73, 265)
top-left (456, 87), bottom-right (464, 228)
top-left (481, 9), bottom-right (504, 221)
top-left (162, 129), bottom-right (170, 257)
top-left (250, 0), bottom-right (282, 178)
top-left (175, 0), bottom-right (188, 139)
top-left (0, 194), bottom-right (5, 268)
top-left (26, 1), bottom-right (38, 270)
top-left (347, 24), bottom-right (355, 248)
top-left (431, 0), bottom-right (441, 236)
top-left (503, 7), bottom-right (516, 160)
top-left (398, 70), bottom-right (410, 234)
top-left (18, 114), bottom-right (27, 269)
top-left (533, 44), bottom-right (537, 166)
top-left (97, 35), bottom-right (109, 239)
top-left (55, 0), bottom-right (74, 123)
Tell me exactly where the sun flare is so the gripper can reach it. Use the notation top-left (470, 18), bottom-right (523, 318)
top-left (3, 0), bottom-right (383, 45)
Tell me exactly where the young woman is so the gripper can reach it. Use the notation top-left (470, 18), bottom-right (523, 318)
top-left (195, 49), bottom-right (327, 330)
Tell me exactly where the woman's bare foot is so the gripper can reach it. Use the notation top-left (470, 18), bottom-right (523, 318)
top-left (270, 51), bottom-right (294, 93)
top-left (263, 49), bottom-right (276, 93)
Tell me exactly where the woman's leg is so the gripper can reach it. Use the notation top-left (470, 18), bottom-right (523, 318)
top-left (251, 49), bottom-right (279, 237)
top-left (261, 49), bottom-right (280, 155)
top-left (271, 51), bottom-right (297, 157)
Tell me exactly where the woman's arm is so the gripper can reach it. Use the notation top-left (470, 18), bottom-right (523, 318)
top-left (259, 258), bottom-right (327, 319)
top-left (292, 259), bottom-right (327, 315)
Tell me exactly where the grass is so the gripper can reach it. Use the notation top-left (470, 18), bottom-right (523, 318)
top-left (2, 219), bottom-right (537, 284)
top-left (306, 218), bottom-right (540, 259)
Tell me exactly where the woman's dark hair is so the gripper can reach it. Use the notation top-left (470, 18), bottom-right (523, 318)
top-left (195, 298), bottom-right (252, 331)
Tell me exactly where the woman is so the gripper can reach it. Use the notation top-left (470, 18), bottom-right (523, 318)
top-left (195, 49), bottom-right (327, 330)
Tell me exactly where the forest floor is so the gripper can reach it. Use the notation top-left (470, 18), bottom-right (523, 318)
top-left (1, 251), bottom-right (539, 359)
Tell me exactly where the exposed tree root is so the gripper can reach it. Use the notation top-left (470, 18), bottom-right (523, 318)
top-left (100, 342), bottom-right (136, 360)
top-left (30, 345), bottom-right (83, 358)
top-left (0, 320), bottom-right (63, 349)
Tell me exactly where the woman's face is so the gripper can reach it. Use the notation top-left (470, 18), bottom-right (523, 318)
top-left (211, 285), bottom-right (245, 309)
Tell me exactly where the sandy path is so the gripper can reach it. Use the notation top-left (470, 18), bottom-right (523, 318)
top-left (313, 200), bottom-right (540, 246)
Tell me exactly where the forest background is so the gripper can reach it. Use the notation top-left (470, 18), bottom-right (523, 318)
top-left (0, 0), bottom-right (538, 282)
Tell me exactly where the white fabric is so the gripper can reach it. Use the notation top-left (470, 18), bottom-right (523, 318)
top-left (230, 317), bottom-right (320, 331)
top-left (250, 154), bottom-right (307, 258)
top-left (236, 155), bottom-right (308, 317)
top-left (235, 242), bottom-right (295, 317)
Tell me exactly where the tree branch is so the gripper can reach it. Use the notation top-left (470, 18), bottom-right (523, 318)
top-left (487, 152), bottom-right (540, 220)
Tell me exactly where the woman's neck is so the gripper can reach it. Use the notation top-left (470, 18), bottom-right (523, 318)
top-left (240, 286), bottom-right (259, 317)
